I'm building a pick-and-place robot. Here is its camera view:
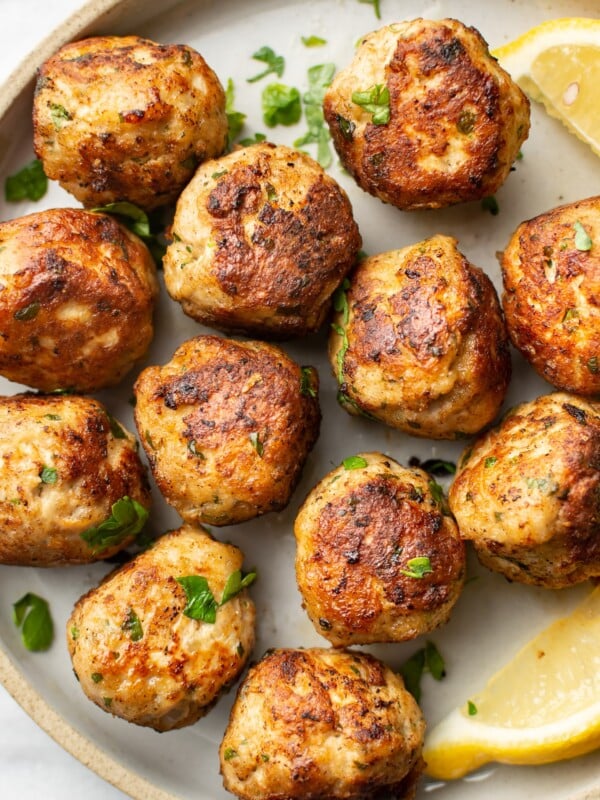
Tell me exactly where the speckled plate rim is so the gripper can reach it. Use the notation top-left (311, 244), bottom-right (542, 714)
top-left (1, 1), bottom-right (600, 799)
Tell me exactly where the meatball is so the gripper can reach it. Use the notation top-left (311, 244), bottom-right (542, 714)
top-left (448, 393), bottom-right (600, 588)
top-left (134, 335), bottom-right (320, 525)
top-left (67, 524), bottom-right (255, 731)
top-left (0, 393), bottom-right (150, 566)
top-left (0, 208), bottom-right (158, 392)
top-left (328, 235), bottom-right (511, 439)
top-left (163, 143), bottom-right (362, 337)
top-left (323, 18), bottom-right (530, 210)
top-left (502, 196), bottom-right (600, 395)
top-left (220, 647), bottom-right (425, 800)
top-left (294, 452), bottom-right (465, 645)
top-left (33, 35), bottom-right (227, 210)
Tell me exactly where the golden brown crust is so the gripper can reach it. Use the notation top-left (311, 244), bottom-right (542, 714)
top-left (295, 453), bottom-right (465, 645)
top-left (134, 335), bottom-right (320, 525)
top-left (502, 195), bottom-right (600, 395)
top-left (324, 18), bottom-right (529, 210)
top-left (220, 647), bottom-right (425, 800)
top-left (33, 35), bottom-right (227, 210)
top-left (0, 393), bottom-right (151, 566)
top-left (164, 143), bottom-right (361, 337)
top-left (449, 393), bottom-right (600, 588)
top-left (67, 525), bottom-right (256, 731)
top-left (0, 208), bottom-right (158, 392)
top-left (328, 235), bottom-right (511, 439)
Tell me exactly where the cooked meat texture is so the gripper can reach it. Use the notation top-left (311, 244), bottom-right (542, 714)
top-left (134, 335), bottom-right (320, 525)
top-left (220, 647), bottom-right (425, 800)
top-left (0, 208), bottom-right (158, 392)
top-left (163, 143), bottom-right (362, 338)
top-left (323, 18), bottom-right (530, 210)
top-left (33, 35), bottom-right (227, 210)
top-left (449, 393), bottom-right (600, 588)
top-left (295, 452), bottom-right (465, 645)
top-left (502, 196), bottom-right (600, 395)
top-left (328, 235), bottom-right (511, 439)
top-left (68, 524), bottom-right (255, 731)
top-left (0, 393), bottom-right (150, 566)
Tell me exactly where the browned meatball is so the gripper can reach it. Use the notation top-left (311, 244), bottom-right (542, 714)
top-left (294, 452), bottom-right (465, 645)
top-left (449, 393), bottom-right (600, 588)
top-left (328, 235), bottom-right (511, 438)
top-left (220, 648), bottom-right (425, 800)
top-left (163, 143), bottom-right (362, 337)
top-left (0, 208), bottom-right (158, 392)
top-left (134, 335), bottom-right (320, 526)
top-left (68, 524), bottom-right (256, 731)
top-left (502, 196), bottom-right (600, 395)
top-left (323, 18), bottom-right (529, 210)
top-left (0, 393), bottom-right (151, 566)
top-left (33, 35), bottom-right (227, 210)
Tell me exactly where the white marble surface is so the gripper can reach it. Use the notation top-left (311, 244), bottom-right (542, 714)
top-left (0, 9), bottom-right (127, 799)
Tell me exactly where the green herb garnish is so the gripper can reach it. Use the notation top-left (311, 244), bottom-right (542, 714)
top-left (467, 700), bottom-right (478, 716)
top-left (457, 110), bottom-right (476, 134)
top-left (399, 641), bottom-right (445, 702)
top-left (249, 431), bottom-right (264, 456)
top-left (221, 569), bottom-right (258, 605)
top-left (4, 158), bottom-right (48, 202)
top-left (352, 84), bottom-right (390, 124)
top-left (39, 466), bottom-right (58, 484)
top-left (484, 457), bottom-right (497, 468)
top-left (481, 196), bottom-right (499, 215)
top-left (238, 132), bottom-right (267, 146)
top-left (247, 46), bottom-right (285, 83)
top-left (300, 366), bottom-right (317, 398)
top-left (12, 593), bottom-right (54, 652)
top-left (574, 220), bottom-right (593, 251)
top-left (262, 83), bottom-right (302, 127)
top-left (302, 35), bottom-right (327, 47)
top-left (14, 301), bottom-right (41, 321)
top-left (400, 556), bottom-right (433, 579)
top-left (80, 496), bottom-right (148, 554)
top-left (331, 278), bottom-right (351, 384)
top-left (294, 63), bottom-right (336, 167)
top-left (588, 356), bottom-right (599, 374)
top-left (223, 748), bottom-right (238, 761)
top-left (121, 608), bottom-right (143, 642)
top-left (50, 103), bottom-right (71, 129)
top-left (91, 202), bottom-right (166, 265)
top-left (91, 672), bottom-right (104, 683)
top-left (225, 78), bottom-right (247, 146)
top-left (177, 569), bottom-right (257, 624)
top-left (342, 455), bottom-right (368, 470)
top-left (107, 414), bottom-right (127, 440)
top-left (358, 0), bottom-right (381, 19)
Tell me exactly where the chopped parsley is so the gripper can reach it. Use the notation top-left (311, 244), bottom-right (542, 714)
top-left (121, 608), bottom-right (144, 642)
top-left (14, 301), bottom-right (41, 321)
top-left (331, 278), bottom-right (351, 384)
top-left (342, 455), bottom-right (368, 470)
top-left (177, 569), bottom-right (257, 624)
top-left (107, 414), bottom-right (127, 440)
top-left (221, 569), bottom-right (258, 604)
top-left (302, 35), bottom-right (327, 47)
top-left (39, 466), bottom-right (58, 484)
top-left (225, 78), bottom-right (247, 146)
top-left (50, 103), bottom-right (71, 129)
top-left (80, 496), bottom-right (149, 554)
top-left (574, 220), bottom-right (593, 251)
top-left (484, 456), bottom-right (498, 468)
top-left (457, 110), bottom-right (476, 134)
top-left (358, 0), bottom-right (382, 19)
top-left (223, 748), bottom-right (238, 761)
top-left (91, 202), bottom-right (166, 265)
top-left (249, 431), bottom-right (264, 456)
top-left (239, 132), bottom-right (267, 146)
top-left (467, 700), bottom-right (478, 716)
top-left (300, 366), bottom-right (317, 398)
top-left (399, 641), bottom-right (445, 702)
top-left (4, 158), bottom-right (48, 202)
top-left (91, 672), bottom-right (104, 683)
top-left (261, 83), bottom-right (302, 127)
top-left (352, 84), bottom-right (390, 124)
top-left (588, 356), bottom-right (599, 374)
top-left (12, 593), bottom-right (54, 652)
top-left (294, 62), bottom-right (336, 167)
top-left (409, 456), bottom-right (456, 476)
top-left (247, 46), bottom-right (285, 83)
top-left (481, 196), bottom-right (499, 216)
top-left (400, 556), bottom-right (433, 579)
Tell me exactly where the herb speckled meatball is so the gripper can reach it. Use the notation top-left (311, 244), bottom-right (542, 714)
top-left (323, 18), bottom-right (529, 210)
top-left (134, 335), bottom-right (320, 526)
top-left (0, 393), bottom-right (150, 566)
top-left (33, 35), bottom-right (227, 210)
top-left (449, 393), bottom-right (600, 588)
top-left (220, 647), bottom-right (425, 800)
top-left (68, 524), bottom-right (256, 731)
top-left (164, 143), bottom-right (361, 337)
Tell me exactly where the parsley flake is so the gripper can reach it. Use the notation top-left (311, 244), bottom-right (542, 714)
top-left (262, 83), bottom-right (302, 127)
top-left (80, 496), bottom-right (148, 554)
top-left (399, 641), bottom-right (445, 702)
top-left (302, 35), bottom-right (327, 47)
top-left (481, 196), bottom-right (499, 215)
top-left (221, 569), bottom-right (258, 605)
top-left (484, 457), bottom-right (497, 468)
top-left (342, 455), bottom-right (368, 470)
top-left (223, 748), bottom-right (238, 761)
top-left (294, 63), bottom-right (336, 167)
top-left (467, 700), bottom-right (478, 716)
top-left (574, 220), bottom-right (593, 251)
top-left (300, 366), bottom-right (317, 398)
top-left (91, 202), bottom-right (166, 265)
top-left (177, 569), bottom-right (257, 624)
top-left (14, 301), bottom-right (41, 321)
top-left (50, 103), bottom-right (71, 129)
top-left (352, 84), bottom-right (390, 124)
top-left (400, 556), bottom-right (433, 579)
top-left (247, 46), bottom-right (285, 83)
top-left (121, 608), bottom-right (143, 642)
top-left (249, 431), bottom-right (264, 456)
top-left (358, 0), bottom-right (382, 19)
top-left (225, 78), bottom-right (247, 147)
top-left (5, 159), bottom-right (48, 202)
top-left (13, 593), bottom-right (54, 652)
top-left (39, 466), bottom-right (58, 484)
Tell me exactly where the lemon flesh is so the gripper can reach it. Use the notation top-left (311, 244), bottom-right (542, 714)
top-left (493, 18), bottom-right (600, 157)
top-left (423, 587), bottom-right (600, 780)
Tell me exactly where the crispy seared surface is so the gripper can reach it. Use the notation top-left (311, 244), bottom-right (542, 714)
top-left (164, 143), bottom-right (361, 337)
top-left (449, 392), bottom-right (600, 588)
top-left (0, 393), bottom-right (150, 565)
top-left (324, 18), bottom-right (529, 210)
top-left (502, 195), bottom-right (600, 395)
top-left (68, 525), bottom-right (255, 730)
top-left (220, 647), bottom-right (425, 800)
top-left (328, 235), bottom-right (511, 438)
top-left (295, 452), bottom-right (465, 645)
top-left (0, 208), bottom-right (158, 392)
top-left (33, 35), bottom-right (227, 210)
top-left (134, 335), bottom-right (320, 525)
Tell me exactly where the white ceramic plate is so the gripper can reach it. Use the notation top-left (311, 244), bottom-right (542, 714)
top-left (1, 0), bottom-right (599, 798)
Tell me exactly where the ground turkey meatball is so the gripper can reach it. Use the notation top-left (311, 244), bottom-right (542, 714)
top-left (220, 647), bottom-right (425, 800)
top-left (329, 235), bottom-right (511, 439)
top-left (163, 143), bottom-right (362, 337)
top-left (0, 393), bottom-right (150, 566)
top-left (294, 452), bottom-right (465, 645)
top-left (134, 335), bottom-right (320, 525)
top-left (33, 35), bottom-right (227, 210)
top-left (502, 196), bottom-right (600, 395)
top-left (68, 524), bottom-right (255, 730)
top-left (449, 393), bottom-right (600, 588)
top-left (323, 18), bottom-right (530, 210)
top-left (0, 208), bottom-right (158, 392)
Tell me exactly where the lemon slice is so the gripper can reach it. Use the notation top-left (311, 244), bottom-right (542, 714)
top-left (493, 17), bottom-right (600, 157)
top-left (423, 587), bottom-right (600, 780)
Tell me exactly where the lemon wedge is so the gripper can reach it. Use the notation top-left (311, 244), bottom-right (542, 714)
top-left (423, 587), bottom-right (600, 780)
top-left (493, 17), bottom-right (600, 157)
